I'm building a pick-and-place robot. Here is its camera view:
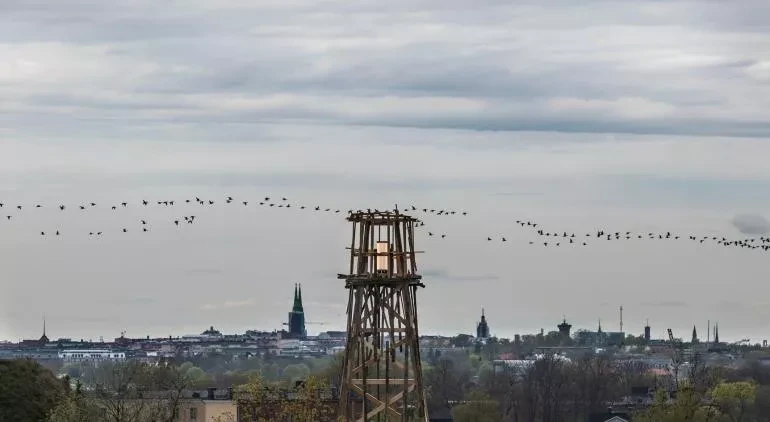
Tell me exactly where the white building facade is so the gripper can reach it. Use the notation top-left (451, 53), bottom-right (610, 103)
top-left (59, 349), bottom-right (126, 362)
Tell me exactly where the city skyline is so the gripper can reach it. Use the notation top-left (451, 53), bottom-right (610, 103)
top-left (3, 1), bottom-right (770, 343)
top-left (1, 298), bottom-right (751, 346)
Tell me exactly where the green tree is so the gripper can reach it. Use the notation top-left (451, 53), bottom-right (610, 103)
top-left (234, 374), bottom-right (285, 421)
top-left (260, 362), bottom-right (280, 381)
top-left (64, 364), bottom-right (83, 380)
top-left (281, 363), bottom-right (310, 383)
top-left (47, 381), bottom-right (102, 422)
top-left (634, 387), bottom-right (716, 422)
top-left (280, 376), bottom-right (335, 421)
top-left (451, 390), bottom-right (500, 422)
top-left (178, 361), bottom-right (194, 374)
top-left (754, 385), bottom-right (770, 421)
top-left (424, 354), bottom-right (472, 415)
top-left (312, 352), bottom-right (344, 386)
top-left (709, 381), bottom-right (756, 422)
top-left (0, 359), bottom-right (70, 422)
top-left (79, 361), bottom-right (192, 422)
top-left (184, 366), bottom-right (205, 381)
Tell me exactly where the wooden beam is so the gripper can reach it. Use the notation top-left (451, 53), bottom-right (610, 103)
top-left (351, 379), bottom-right (416, 385)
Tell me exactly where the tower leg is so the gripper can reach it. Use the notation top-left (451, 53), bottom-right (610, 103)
top-left (339, 283), bottom-right (427, 421)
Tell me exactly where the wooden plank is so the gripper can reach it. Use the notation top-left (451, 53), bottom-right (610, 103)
top-left (351, 378), bottom-right (416, 385)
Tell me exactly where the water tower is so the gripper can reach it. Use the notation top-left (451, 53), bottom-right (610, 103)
top-left (337, 210), bottom-right (428, 421)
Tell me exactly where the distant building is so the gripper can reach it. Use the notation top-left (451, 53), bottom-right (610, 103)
top-left (476, 308), bottom-right (490, 340)
top-left (201, 326), bottom-right (223, 338)
top-left (0, 349), bottom-right (59, 360)
top-left (557, 317), bottom-right (572, 342)
top-left (574, 320), bottom-right (624, 347)
top-left (39, 317), bottom-right (49, 346)
top-left (59, 349), bottom-right (126, 362)
top-left (19, 317), bottom-right (50, 348)
top-left (287, 283), bottom-right (307, 339)
top-left (317, 331), bottom-right (346, 340)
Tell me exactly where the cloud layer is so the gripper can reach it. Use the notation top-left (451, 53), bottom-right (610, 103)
top-left (1, 0), bottom-right (770, 138)
top-left (732, 214), bottom-right (770, 235)
top-left (2, 0), bottom-right (770, 343)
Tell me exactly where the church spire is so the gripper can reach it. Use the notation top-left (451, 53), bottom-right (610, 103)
top-left (714, 322), bottom-right (719, 343)
top-left (288, 283), bottom-right (306, 339)
top-left (692, 325), bottom-right (698, 343)
top-left (292, 283), bottom-right (304, 312)
top-left (476, 307), bottom-right (490, 339)
top-left (39, 314), bottom-right (49, 345)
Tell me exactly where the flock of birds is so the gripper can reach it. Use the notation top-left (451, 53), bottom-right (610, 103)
top-left (0, 196), bottom-right (463, 238)
top-left (1, 196), bottom-right (769, 254)
top-left (481, 219), bottom-right (770, 252)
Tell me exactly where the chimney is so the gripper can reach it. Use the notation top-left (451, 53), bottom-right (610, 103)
top-left (207, 387), bottom-right (216, 400)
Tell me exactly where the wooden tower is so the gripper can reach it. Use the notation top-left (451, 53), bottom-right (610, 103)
top-left (338, 210), bottom-right (428, 421)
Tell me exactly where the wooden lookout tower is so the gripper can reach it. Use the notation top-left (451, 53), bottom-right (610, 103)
top-left (338, 210), bottom-right (428, 421)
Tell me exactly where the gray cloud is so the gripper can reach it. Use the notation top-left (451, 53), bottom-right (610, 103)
top-left (200, 299), bottom-right (255, 311)
top-left (1, 1), bottom-right (769, 137)
top-left (638, 301), bottom-right (688, 308)
top-left (421, 268), bottom-right (500, 282)
top-left (731, 213), bottom-right (770, 234)
top-left (108, 297), bottom-right (157, 306)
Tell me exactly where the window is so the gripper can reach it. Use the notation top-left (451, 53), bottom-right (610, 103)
top-left (190, 407), bottom-right (197, 421)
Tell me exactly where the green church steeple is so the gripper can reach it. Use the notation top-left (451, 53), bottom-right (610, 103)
top-left (293, 283), bottom-right (304, 312)
top-left (288, 283), bottom-right (306, 339)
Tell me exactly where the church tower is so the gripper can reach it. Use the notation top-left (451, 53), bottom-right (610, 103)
top-left (557, 316), bottom-right (572, 341)
top-left (691, 325), bottom-right (699, 343)
top-left (476, 308), bottom-right (490, 339)
top-left (287, 283), bottom-right (307, 339)
top-left (39, 315), bottom-right (49, 346)
top-left (644, 319), bottom-right (651, 343)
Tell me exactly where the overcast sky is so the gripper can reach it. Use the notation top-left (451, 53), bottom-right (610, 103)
top-left (2, 0), bottom-right (770, 344)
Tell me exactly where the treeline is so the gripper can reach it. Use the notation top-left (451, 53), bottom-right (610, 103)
top-left (426, 350), bottom-right (770, 421)
top-left (424, 351), bottom-right (651, 421)
top-left (1, 358), bottom-right (339, 422)
top-left (5, 349), bottom-right (770, 421)
top-left (61, 352), bottom-right (340, 389)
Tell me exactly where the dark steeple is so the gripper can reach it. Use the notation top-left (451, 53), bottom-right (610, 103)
top-left (644, 319), bottom-right (651, 343)
top-left (39, 315), bottom-right (49, 345)
top-left (557, 316), bottom-right (572, 339)
top-left (714, 323), bottom-right (719, 344)
top-left (288, 283), bottom-right (306, 339)
top-left (298, 284), bottom-right (303, 311)
top-left (476, 308), bottom-right (490, 339)
top-left (691, 325), bottom-right (699, 343)
top-left (292, 283), bottom-right (304, 313)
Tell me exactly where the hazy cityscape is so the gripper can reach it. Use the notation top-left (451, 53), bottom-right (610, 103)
top-left (4, 274), bottom-right (770, 420)
top-left (4, 0), bottom-right (770, 421)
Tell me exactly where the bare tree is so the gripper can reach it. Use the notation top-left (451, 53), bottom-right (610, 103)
top-left (81, 361), bottom-right (191, 422)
